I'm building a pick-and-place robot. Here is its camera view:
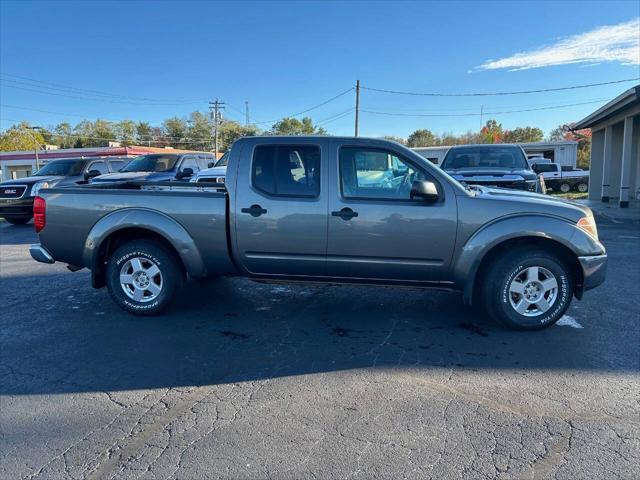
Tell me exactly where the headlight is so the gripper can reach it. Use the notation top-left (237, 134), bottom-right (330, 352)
top-left (31, 181), bottom-right (50, 197)
top-left (525, 180), bottom-right (537, 191)
top-left (577, 216), bottom-right (598, 240)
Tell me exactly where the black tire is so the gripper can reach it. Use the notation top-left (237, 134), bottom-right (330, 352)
top-left (5, 216), bottom-right (31, 225)
top-left (481, 248), bottom-right (573, 330)
top-left (559, 182), bottom-right (571, 193)
top-left (106, 240), bottom-right (184, 315)
top-left (576, 182), bottom-right (588, 193)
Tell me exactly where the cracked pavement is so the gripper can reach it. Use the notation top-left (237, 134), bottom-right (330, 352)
top-left (1, 214), bottom-right (639, 479)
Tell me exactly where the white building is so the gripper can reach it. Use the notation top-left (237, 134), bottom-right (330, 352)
top-left (573, 85), bottom-right (639, 207)
top-left (413, 141), bottom-right (578, 167)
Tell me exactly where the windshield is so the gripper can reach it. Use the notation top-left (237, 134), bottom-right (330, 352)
top-left (441, 147), bottom-right (528, 170)
top-left (215, 152), bottom-right (229, 167)
top-left (35, 159), bottom-right (85, 176)
top-left (120, 154), bottom-right (180, 172)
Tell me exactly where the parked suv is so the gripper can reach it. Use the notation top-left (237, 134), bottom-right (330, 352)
top-left (441, 145), bottom-right (543, 192)
top-left (0, 156), bottom-right (128, 225)
top-left (90, 152), bottom-right (215, 184)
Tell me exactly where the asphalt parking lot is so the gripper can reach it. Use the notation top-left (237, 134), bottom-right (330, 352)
top-left (1, 212), bottom-right (639, 480)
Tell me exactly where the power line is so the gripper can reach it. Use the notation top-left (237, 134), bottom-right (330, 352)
top-left (0, 80), bottom-right (202, 107)
top-left (361, 99), bottom-right (610, 118)
top-left (0, 73), bottom-right (208, 103)
top-left (252, 87), bottom-right (355, 125)
top-left (316, 107), bottom-right (355, 126)
top-left (360, 78), bottom-right (640, 97)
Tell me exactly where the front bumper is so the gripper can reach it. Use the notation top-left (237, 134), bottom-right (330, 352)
top-left (0, 198), bottom-right (34, 218)
top-left (578, 254), bottom-right (607, 292)
top-left (30, 244), bottom-right (55, 264)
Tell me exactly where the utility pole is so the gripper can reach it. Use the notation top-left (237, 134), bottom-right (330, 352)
top-left (354, 80), bottom-right (360, 137)
top-left (29, 126), bottom-right (43, 171)
top-left (245, 101), bottom-right (250, 126)
top-left (209, 99), bottom-right (225, 154)
top-left (479, 105), bottom-right (484, 130)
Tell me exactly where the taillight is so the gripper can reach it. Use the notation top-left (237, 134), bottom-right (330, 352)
top-left (34, 196), bottom-right (46, 233)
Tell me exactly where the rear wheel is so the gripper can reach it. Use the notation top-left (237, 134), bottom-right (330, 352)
top-left (481, 248), bottom-right (573, 330)
top-left (576, 182), bottom-right (588, 193)
top-left (106, 240), bottom-right (184, 315)
top-left (559, 182), bottom-right (571, 193)
top-left (5, 216), bottom-right (31, 225)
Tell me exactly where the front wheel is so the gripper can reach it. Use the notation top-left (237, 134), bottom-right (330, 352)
top-left (559, 182), bottom-right (571, 193)
top-left (5, 216), bottom-right (31, 225)
top-left (481, 248), bottom-right (573, 330)
top-left (106, 240), bottom-right (184, 315)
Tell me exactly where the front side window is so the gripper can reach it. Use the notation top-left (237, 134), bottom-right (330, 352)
top-left (180, 156), bottom-right (199, 172)
top-left (252, 145), bottom-right (320, 197)
top-left (88, 161), bottom-right (108, 174)
top-left (109, 160), bottom-right (126, 172)
top-left (340, 147), bottom-right (426, 200)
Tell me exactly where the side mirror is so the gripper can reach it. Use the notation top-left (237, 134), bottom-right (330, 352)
top-left (85, 169), bottom-right (102, 180)
top-left (410, 180), bottom-right (439, 202)
top-left (177, 167), bottom-right (194, 179)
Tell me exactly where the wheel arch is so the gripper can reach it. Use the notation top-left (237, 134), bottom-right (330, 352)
top-left (467, 236), bottom-right (583, 306)
top-left (456, 215), bottom-right (586, 305)
top-left (84, 208), bottom-right (205, 288)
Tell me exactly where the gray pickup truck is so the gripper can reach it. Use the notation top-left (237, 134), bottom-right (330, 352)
top-left (30, 136), bottom-right (607, 330)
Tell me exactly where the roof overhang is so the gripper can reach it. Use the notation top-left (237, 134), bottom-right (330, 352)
top-left (573, 85), bottom-right (640, 130)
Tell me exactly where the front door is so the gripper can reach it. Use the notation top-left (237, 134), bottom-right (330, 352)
top-left (326, 143), bottom-right (457, 282)
top-left (234, 140), bottom-right (328, 276)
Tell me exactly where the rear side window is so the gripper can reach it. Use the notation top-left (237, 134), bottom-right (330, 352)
top-left (532, 163), bottom-right (556, 173)
top-left (252, 145), bottom-right (321, 197)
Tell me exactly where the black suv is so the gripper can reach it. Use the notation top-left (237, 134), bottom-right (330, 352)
top-left (440, 145), bottom-right (543, 192)
top-left (0, 156), bottom-right (129, 225)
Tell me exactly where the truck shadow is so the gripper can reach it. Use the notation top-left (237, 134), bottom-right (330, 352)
top-left (1, 267), bottom-right (636, 396)
top-left (0, 223), bottom-right (36, 246)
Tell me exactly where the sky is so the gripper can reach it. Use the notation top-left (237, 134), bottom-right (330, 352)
top-left (1, 0), bottom-right (639, 139)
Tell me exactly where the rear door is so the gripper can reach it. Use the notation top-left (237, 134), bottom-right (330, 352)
top-left (233, 139), bottom-right (328, 276)
top-left (326, 141), bottom-right (457, 282)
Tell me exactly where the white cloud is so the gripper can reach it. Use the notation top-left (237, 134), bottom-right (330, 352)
top-left (477, 18), bottom-right (640, 71)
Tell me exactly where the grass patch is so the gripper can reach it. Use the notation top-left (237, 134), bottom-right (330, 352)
top-left (548, 191), bottom-right (588, 200)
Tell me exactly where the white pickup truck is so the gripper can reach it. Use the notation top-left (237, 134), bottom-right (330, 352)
top-left (531, 163), bottom-right (589, 193)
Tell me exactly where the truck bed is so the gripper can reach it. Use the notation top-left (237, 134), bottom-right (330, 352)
top-left (38, 181), bottom-right (234, 276)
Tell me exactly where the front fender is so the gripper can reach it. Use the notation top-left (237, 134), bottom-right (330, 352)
top-left (83, 208), bottom-right (206, 278)
top-left (454, 214), bottom-right (605, 304)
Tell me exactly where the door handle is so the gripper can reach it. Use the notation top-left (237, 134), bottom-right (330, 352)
top-left (331, 208), bottom-right (358, 220)
top-left (241, 204), bottom-right (267, 217)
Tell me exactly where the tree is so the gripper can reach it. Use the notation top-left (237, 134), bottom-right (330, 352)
top-left (546, 123), bottom-right (592, 169)
top-left (116, 120), bottom-right (136, 146)
top-left (381, 135), bottom-right (407, 145)
top-left (187, 111), bottom-right (214, 151)
top-left (218, 120), bottom-right (260, 152)
top-left (0, 122), bottom-right (45, 151)
top-left (407, 129), bottom-right (439, 147)
top-left (270, 117), bottom-right (327, 135)
top-left (162, 117), bottom-right (188, 148)
top-left (503, 126), bottom-right (543, 143)
top-left (136, 122), bottom-right (154, 146)
top-left (52, 122), bottom-right (75, 148)
top-left (479, 119), bottom-right (503, 143)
